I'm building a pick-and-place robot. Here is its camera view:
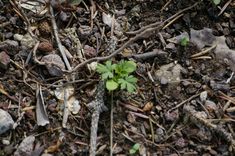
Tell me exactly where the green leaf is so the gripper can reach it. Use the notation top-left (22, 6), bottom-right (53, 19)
top-left (106, 80), bottom-right (118, 91)
top-left (101, 72), bottom-right (113, 80)
top-left (129, 143), bottom-right (140, 154)
top-left (96, 61), bottom-right (114, 80)
top-left (96, 64), bottom-right (107, 74)
top-left (212, 0), bottom-right (221, 5)
top-left (123, 61), bottom-right (136, 73)
top-left (132, 143), bottom-right (140, 151)
top-left (129, 149), bottom-right (136, 154)
top-left (70, 0), bottom-right (83, 6)
top-left (126, 75), bottom-right (138, 83)
top-left (118, 75), bottom-right (137, 93)
top-left (180, 37), bottom-right (189, 46)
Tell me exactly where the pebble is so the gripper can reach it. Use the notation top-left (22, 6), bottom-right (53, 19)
top-left (0, 109), bottom-right (14, 135)
top-left (41, 54), bottom-right (65, 77)
top-left (0, 51), bottom-right (10, 69)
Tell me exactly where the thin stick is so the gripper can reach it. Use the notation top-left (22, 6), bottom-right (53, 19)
top-left (162, 14), bottom-right (184, 30)
top-left (161, 0), bottom-right (173, 12)
top-left (190, 44), bottom-right (216, 58)
top-left (49, 5), bottom-right (72, 71)
top-left (168, 93), bottom-right (200, 112)
top-left (218, 0), bottom-right (232, 16)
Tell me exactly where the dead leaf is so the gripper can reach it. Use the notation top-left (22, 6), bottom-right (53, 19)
top-left (45, 140), bottom-right (62, 153)
top-left (142, 102), bottom-right (153, 112)
top-left (54, 85), bottom-right (80, 115)
top-left (36, 85), bottom-right (49, 126)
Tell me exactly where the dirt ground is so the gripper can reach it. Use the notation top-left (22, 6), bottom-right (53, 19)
top-left (0, 0), bottom-right (235, 156)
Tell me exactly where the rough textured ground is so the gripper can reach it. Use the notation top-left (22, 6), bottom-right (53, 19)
top-left (0, 0), bottom-right (235, 155)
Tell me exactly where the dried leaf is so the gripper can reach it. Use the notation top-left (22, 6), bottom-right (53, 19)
top-left (45, 140), bottom-right (62, 153)
top-left (36, 85), bottom-right (49, 126)
top-left (102, 12), bottom-right (113, 28)
top-left (142, 102), bottom-right (153, 112)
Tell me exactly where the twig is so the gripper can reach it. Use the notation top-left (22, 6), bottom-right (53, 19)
top-left (162, 14), bottom-right (184, 30)
top-left (125, 49), bottom-right (167, 61)
top-left (191, 56), bottom-right (212, 60)
top-left (168, 93), bottom-right (200, 112)
top-left (160, 0), bottom-right (173, 12)
top-left (87, 81), bottom-right (107, 156)
top-left (62, 85), bottom-right (69, 128)
top-left (190, 44), bottom-right (216, 58)
top-left (218, 0), bottom-right (232, 16)
top-left (71, 2), bottom-right (199, 73)
top-left (184, 105), bottom-right (235, 152)
top-left (49, 5), bottom-right (72, 71)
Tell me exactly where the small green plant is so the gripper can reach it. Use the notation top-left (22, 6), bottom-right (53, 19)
top-left (211, 0), bottom-right (221, 5)
top-left (96, 60), bottom-right (137, 93)
top-left (180, 37), bottom-right (189, 46)
top-left (129, 143), bottom-right (140, 154)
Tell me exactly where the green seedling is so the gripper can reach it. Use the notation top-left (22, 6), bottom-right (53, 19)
top-left (180, 37), bottom-right (189, 46)
top-left (212, 0), bottom-right (221, 5)
top-left (96, 60), bottom-right (137, 93)
top-left (129, 143), bottom-right (140, 154)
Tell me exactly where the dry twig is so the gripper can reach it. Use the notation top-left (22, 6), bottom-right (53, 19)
top-left (49, 5), bottom-right (72, 71)
top-left (87, 81), bottom-right (107, 156)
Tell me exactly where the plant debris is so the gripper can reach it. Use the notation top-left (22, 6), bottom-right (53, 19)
top-left (0, 0), bottom-right (234, 155)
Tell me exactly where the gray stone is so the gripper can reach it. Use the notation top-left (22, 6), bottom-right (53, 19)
top-left (0, 109), bottom-right (14, 135)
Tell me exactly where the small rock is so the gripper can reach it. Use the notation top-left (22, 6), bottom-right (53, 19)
top-left (0, 109), bottom-right (14, 135)
top-left (164, 109), bottom-right (179, 122)
top-left (210, 80), bottom-right (230, 91)
top-left (223, 28), bottom-right (230, 35)
top-left (205, 100), bottom-right (217, 112)
top-left (155, 128), bottom-right (165, 142)
top-left (226, 37), bottom-right (235, 48)
top-left (77, 25), bottom-right (92, 40)
top-left (14, 135), bottom-right (35, 156)
top-left (175, 137), bottom-right (187, 148)
top-left (200, 91), bottom-right (208, 102)
top-left (160, 77), bottom-right (168, 85)
top-left (5, 32), bottom-right (13, 39)
top-left (84, 45), bottom-right (96, 58)
top-left (21, 33), bottom-right (37, 48)
top-left (229, 19), bottom-right (235, 29)
top-left (190, 28), bottom-right (216, 49)
top-left (41, 54), bottom-right (65, 77)
top-left (59, 11), bottom-right (70, 22)
top-left (0, 40), bottom-right (19, 55)
top-left (38, 41), bottom-right (53, 52)
top-left (14, 34), bottom-right (24, 41)
top-left (2, 139), bottom-right (10, 145)
top-left (165, 43), bottom-right (176, 49)
top-left (0, 51), bottom-right (10, 69)
top-left (155, 63), bottom-right (183, 85)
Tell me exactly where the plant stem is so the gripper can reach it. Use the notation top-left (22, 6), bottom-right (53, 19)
top-left (110, 91), bottom-right (114, 156)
